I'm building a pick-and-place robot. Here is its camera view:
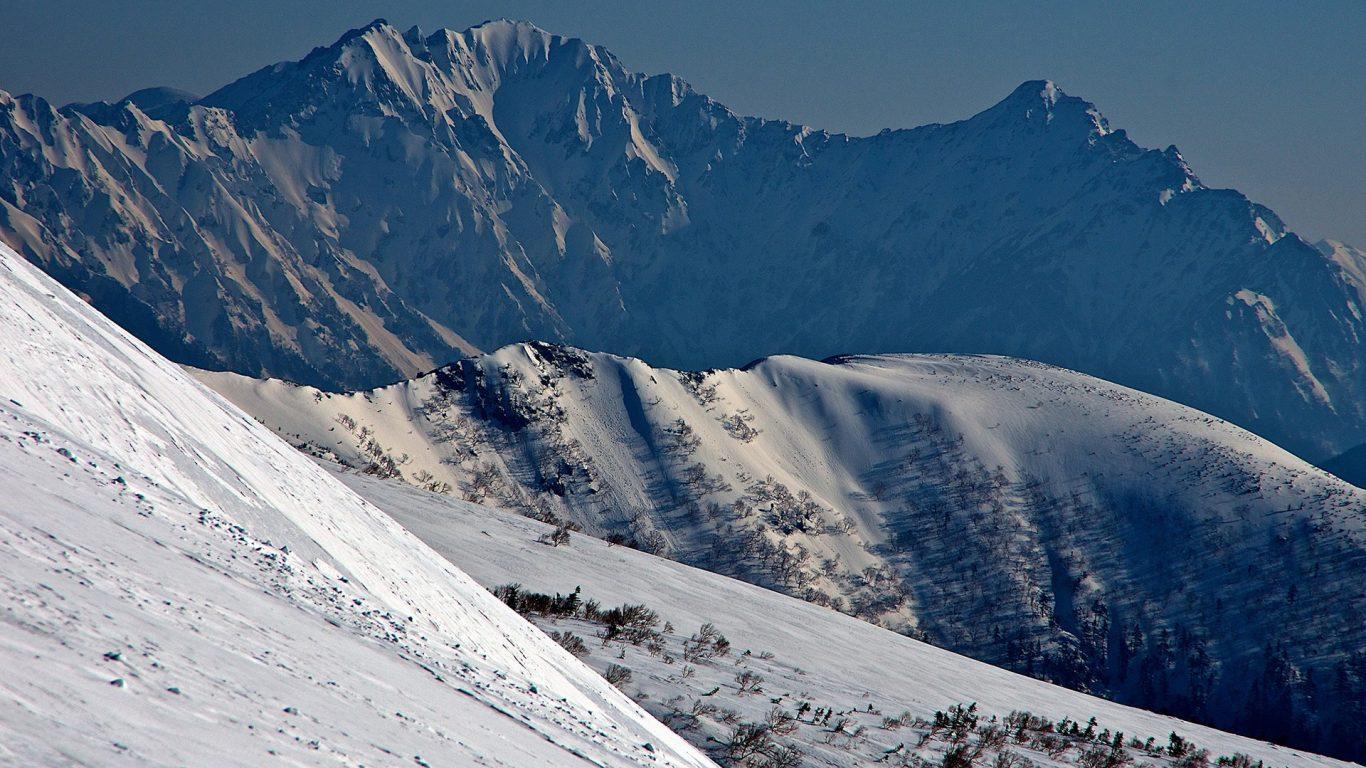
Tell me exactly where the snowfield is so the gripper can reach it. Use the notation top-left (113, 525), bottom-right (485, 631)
top-left (196, 342), bottom-right (1366, 758)
top-left (0, 241), bottom-right (712, 766)
top-left (339, 467), bottom-right (1356, 768)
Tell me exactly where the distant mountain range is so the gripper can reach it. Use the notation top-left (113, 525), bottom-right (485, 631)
top-left (197, 341), bottom-right (1366, 759)
top-left (1, 19), bottom-right (1362, 459)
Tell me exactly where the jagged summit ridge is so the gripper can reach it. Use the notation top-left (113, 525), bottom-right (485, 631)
top-left (203, 19), bottom-right (597, 115)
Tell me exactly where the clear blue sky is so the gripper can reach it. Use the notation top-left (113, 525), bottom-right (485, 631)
top-left (2, 1), bottom-right (1362, 244)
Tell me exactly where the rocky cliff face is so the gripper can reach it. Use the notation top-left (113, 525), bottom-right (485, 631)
top-left (1, 19), bottom-right (1361, 458)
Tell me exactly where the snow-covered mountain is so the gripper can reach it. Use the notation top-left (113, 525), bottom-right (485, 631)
top-left (197, 342), bottom-right (1366, 760)
top-left (0, 19), bottom-right (1361, 459)
top-left (341, 466), bottom-right (1358, 768)
top-left (0, 241), bottom-right (712, 766)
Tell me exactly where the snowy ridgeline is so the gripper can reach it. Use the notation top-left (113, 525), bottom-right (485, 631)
top-left (196, 341), bottom-right (1366, 759)
top-left (341, 468), bottom-right (1355, 768)
top-left (0, 242), bottom-right (710, 766)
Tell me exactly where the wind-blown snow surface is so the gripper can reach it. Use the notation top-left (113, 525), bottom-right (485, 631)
top-left (338, 468), bottom-right (1355, 768)
top-left (1, 19), bottom-right (1362, 458)
top-left (0, 243), bottom-right (711, 766)
top-left (197, 343), bottom-right (1366, 758)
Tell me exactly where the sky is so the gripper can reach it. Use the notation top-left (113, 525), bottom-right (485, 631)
top-left (2, 1), bottom-right (1362, 244)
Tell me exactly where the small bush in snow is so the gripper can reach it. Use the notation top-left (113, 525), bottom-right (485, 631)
top-left (735, 670), bottom-right (765, 695)
top-left (538, 520), bottom-right (576, 547)
top-left (604, 663), bottom-right (633, 687)
top-left (549, 630), bottom-right (589, 657)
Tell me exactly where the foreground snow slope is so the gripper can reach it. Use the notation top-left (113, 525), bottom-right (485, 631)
top-left (0, 242), bottom-right (711, 766)
top-left (340, 468), bottom-right (1353, 768)
top-left (197, 342), bottom-right (1366, 758)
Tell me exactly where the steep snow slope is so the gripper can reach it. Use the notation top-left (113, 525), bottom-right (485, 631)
top-left (0, 242), bottom-right (711, 766)
top-left (340, 467), bottom-right (1354, 768)
top-left (197, 343), bottom-right (1366, 759)
top-left (1, 19), bottom-right (1362, 457)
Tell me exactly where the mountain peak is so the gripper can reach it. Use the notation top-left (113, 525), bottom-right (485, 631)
top-left (467, 17), bottom-right (554, 35)
top-left (330, 17), bottom-right (555, 51)
top-left (974, 79), bottom-right (1111, 137)
top-left (1008, 79), bottom-right (1062, 106)
top-left (332, 18), bottom-right (397, 47)
top-left (199, 16), bottom-right (602, 128)
top-left (357, 17), bottom-right (394, 34)
top-left (119, 86), bottom-right (200, 110)
top-left (458, 18), bottom-right (562, 64)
